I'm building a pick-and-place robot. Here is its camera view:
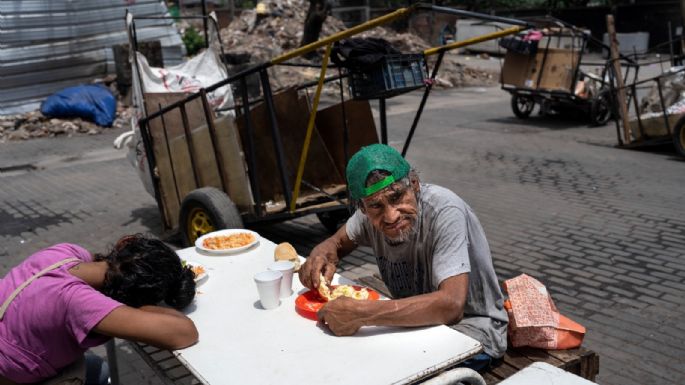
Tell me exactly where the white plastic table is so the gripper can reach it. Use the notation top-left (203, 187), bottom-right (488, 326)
top-left (175, 235), bottom-right (482, 385)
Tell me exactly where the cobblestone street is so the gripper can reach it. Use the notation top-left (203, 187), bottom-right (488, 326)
top-left (1, 86), bottom-right (683, 384)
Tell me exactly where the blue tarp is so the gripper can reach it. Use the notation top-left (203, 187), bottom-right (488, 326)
top-left (41, 84), bottom-right (116, 127)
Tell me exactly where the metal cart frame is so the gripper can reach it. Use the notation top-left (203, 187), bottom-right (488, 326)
top-left (612, 55), bottom-right (685, 158)
top-left (130, 4), bottom-right (530, 246)
top-left (500, 17), bottom-right (638, 126)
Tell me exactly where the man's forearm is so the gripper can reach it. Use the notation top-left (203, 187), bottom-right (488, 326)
top-left (318, 274), bottom-right (468, 336)
top-left (357, 293), bottom-right (463, 328)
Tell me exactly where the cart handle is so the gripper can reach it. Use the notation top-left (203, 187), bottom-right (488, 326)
top-left (424, 25), bottom-right (527, 56)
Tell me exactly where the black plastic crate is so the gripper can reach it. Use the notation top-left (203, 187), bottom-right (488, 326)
top-left (349, 54), bottom-right (427, 100)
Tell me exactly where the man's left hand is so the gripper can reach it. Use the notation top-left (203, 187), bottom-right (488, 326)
top-left (317, 297), bottom-right (365, 336)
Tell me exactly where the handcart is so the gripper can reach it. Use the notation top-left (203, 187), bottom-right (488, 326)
top-left (612, 54), bottom-right (685, 158)
top-left (500, 17), bottom-right (637, 126)
top-left (128, 3), bottom-right (531, 247)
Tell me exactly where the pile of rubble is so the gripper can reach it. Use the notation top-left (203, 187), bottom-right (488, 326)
top-left (0, 77), bottom-right (134, 143)
top-left (1, 1), bottom-right (498, 143)
top-left (220, 0), bottom-right (497, 91)
top-left (0, 107), bottom-right (134, 143)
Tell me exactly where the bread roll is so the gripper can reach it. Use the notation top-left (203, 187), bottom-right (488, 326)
top-left (274, 242), bottom-right (300, 271)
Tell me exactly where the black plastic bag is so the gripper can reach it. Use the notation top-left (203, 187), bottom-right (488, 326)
top-left (331, 38), bottom-right (400, 70)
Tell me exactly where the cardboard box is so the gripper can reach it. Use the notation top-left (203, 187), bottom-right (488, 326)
top-left (502, 48), bottom-right (579, 92)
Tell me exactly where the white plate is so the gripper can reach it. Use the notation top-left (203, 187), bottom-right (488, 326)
top-left (195, 229), bottom-right (260, 255)
top-left (190, 262), bottom-right (208, 283)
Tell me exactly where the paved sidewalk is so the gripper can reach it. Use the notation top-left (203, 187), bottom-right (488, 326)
top-left (1, 86), bottom-right (684, 384)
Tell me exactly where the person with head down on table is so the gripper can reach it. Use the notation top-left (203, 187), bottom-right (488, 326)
top-left (299, 144), bottom-right (508, 371)
top-left (0, 234), bottom-right (198, 385)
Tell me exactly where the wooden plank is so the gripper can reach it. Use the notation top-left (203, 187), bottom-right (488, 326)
top-left (606, 14), bottom-right (632, 143)
top-left (236, 89), bottom-right (344, 204)
top-left (192, 116), bottom-right (254, 212)
top-left (501, 349), bottom-right (535, 371)
top-left (483, 371), bottom-right (503, 385)
top-left (489, 361), bottom-right (519, 380)
top-left (587, 352), bottom-right (600, 381)
top-left (315, 100), bottom-right (379, 177)
top-left (484, 347), bottom-right (599, 383)
top-left (145, 93), bottom-right (207, 229)
top-left (513, 347), bottom-right (565, 366)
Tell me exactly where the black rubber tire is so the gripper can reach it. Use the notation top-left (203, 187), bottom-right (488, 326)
top-left (316, 208), bottom-right (351, 234)
top-left (589, 90), bottom-right (613, 126)
top-left (511, 95), bottom-right (535, 119)
top-left (179, 187), bottom-right (243, 247)
top-left (673, 116), bottom-right (685, 158)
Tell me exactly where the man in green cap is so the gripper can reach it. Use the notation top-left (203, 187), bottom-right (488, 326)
top-left (299, 144), bottom-right (508, 370)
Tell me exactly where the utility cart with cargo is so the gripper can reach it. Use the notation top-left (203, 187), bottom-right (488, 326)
top-left (500, 18), bottom-right (636, 126)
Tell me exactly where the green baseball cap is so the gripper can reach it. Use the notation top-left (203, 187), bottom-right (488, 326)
top-left (346, 144), bottom-right (411, 200)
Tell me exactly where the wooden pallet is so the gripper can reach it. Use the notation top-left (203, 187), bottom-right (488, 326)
top-left (483, 346), bottom-right (599, 384)
top-left (355, 275), bottom-right (600, 383)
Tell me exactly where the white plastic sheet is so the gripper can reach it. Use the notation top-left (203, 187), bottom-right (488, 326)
top-left (115, 12), bottom-right (234, 197)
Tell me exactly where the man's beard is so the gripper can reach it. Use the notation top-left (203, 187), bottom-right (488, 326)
top-left (384, 215), bottom-right (418, 246)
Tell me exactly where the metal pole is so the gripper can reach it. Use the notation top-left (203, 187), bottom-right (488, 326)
top-left (631, 83), bottom-right (645, 139)
top-left (379, 98), bottom-right (388, 144)
top-left (201, 0), bottom-right (209, 48)
top-left (179, 104), bottom-right (201, 188)
top-left (200, 89), bottom-right (228, 192)
top-left (656, 80), bottom-right (672, 135)
top-left (401, 51), bottom-right (445, 157)
top-left (259, 70), bottom-right (293, 208)
top-left (607, 68), bottom-right (623, 146)
top-left (290, 44), bottom-right (333, 212)
top-left (424, 25), bottom-right (526, 56)
top-left (159, 104), bottom-right (183, 207)
top-left (139, 118), bottom-right (167, 228)
top-left (337, 68), bottom-right (350, 167)
top-left (106, 340), bottom-right (120, 385)
top-left (240, 77), bottom-right (262, 217)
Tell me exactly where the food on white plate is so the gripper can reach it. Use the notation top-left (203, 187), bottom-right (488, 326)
top-left (317, 274), bottom-right (369, 301)
top-left (202, 232), bottom-right (255, 250)
top-left (274, 242), bottom-right (301, 271)
top-left (190, 264), bottom-right (206, 279)
top-left (181, 260), bottom-right (207, 281)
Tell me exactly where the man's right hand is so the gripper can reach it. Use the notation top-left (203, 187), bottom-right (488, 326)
top-left (298, 223), bottom-right (357, 290)
top-left (299, 254), bottom-right (336, 290)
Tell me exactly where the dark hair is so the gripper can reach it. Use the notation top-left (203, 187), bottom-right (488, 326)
top-left (94, 234), bottom-right (196, 309)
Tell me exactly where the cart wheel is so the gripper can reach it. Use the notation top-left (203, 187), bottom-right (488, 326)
top-left (511, 95), bottom-right (535, 119)
top-left (316, 208), bottom-right (351, 234)
top-left (673, 116), bottom-right (685, 158)
top-left (590, 90), bottom-right (613, 126)
top-left (179, 187), bottom-right (243, 247)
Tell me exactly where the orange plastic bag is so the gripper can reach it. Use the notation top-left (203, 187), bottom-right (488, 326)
top-left (503, 274), bottom-right (585, 350)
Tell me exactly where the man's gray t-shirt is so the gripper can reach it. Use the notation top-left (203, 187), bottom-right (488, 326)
top-left (345, 183), bottom-right (508, 357)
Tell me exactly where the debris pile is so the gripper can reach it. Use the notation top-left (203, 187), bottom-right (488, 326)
top-left (0, 77), bottom-right (133, 143)
top-left (220, 0), bottom-right (497, 91)
top-left (1, 1), bottom-right (498, 143)
top-left (0, 107), bottom-right (134, 143)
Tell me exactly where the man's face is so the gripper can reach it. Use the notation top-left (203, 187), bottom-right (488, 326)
top-left (361, 179), bottom-right (419, 244)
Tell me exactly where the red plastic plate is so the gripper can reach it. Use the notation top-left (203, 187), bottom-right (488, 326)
top-left (295, 285), bottom-right (380, 320)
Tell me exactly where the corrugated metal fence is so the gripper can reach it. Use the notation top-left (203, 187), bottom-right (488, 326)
top-left (0, 0), bottom-right (185, 115)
